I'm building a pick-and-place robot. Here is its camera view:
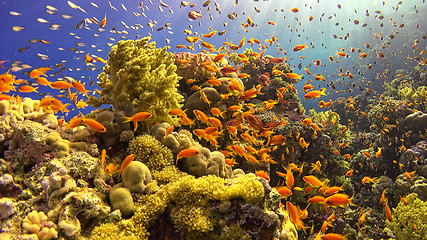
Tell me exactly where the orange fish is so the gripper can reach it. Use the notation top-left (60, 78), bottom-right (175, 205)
top-left (72, 81), bottom-right (89, 97)
top-left (220, 65), bottom-right (239, 74)
top-left (275, 186), bottom-right (292, 198)
top-left (18, 85), bottom-right (38, 93)
top-left (36, 77), bottom-right (50, 86)
top-left (117, 154), bottom-right (135, 177)
top-left (49, 81), bottom-right (73, 89)
top-left (169, 108), bottom-right (186, 116)
top-left (100, 13), bottom-right (107, 27)
top-left (122, 112), bottom-right (152, 131)
top-left (29, 69), bottom-right (47, 79)
top-left (345, 169), bottom-right (354, 176)
top-left (104, 163), bottom-right (119, 175)
top-left (290, 8), bottom-right (299, 13)
top-left (324, 186), bottom-right (344, 196)
top-left (381, 188), bottom-right (387, 204)
top-left (293, 44), bottom-right (308, 52)
top-left (303, 175), bottom-right (326, 187)
top-left (323, 193), bottom-right (354, 207)
top-left (99, 149), bottom-right (107, 173)
top-left (176, 148), bottom-right (200, 164)
top-left (65, 115), bottom-right (83, 130)
top-left (84, 53), bottom-right (94, 63)
top-left (284, 72), bottom-right (303, 80)
top-left (164, 125), bottom-right (175, 140)
top-left (255, 170), bottom-right (270, 181)
top-left (202, 30), bottom-right (217, 38)
top-left (361, 176), bottom-right (379, 184)
top-left (304, 88), bottom-right (327, 99)
top-left (307, 195), bottom-right (325, 204)
top-left (321, 233), bottom-right (349, 240)
top-left (81, 113), bottom-right (107, 132)
top-left (385, 200), bottom-right (392, 222)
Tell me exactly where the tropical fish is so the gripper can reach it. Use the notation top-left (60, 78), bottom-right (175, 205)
top-left (122, 112), bottom-right (152, 131)
top-left (176, 148), bottom-right (200, 164)
top-left (304, 88), bottom-right (327, 99)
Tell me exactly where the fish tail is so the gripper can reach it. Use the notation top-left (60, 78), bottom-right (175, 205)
top-left (122, 116), bottom-right (131, 123)
top-left (320, 88), bottom-right (327, 95)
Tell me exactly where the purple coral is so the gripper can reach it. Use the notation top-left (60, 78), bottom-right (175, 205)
top-left (400, 141), bottom-right (427, 177)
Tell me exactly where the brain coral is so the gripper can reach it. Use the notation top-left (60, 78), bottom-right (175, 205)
top-left (87, 36), bottom-right (184, 125)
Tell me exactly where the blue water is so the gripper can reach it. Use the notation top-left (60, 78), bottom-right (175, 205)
top-left (0, 0), bottom-right (426, 118)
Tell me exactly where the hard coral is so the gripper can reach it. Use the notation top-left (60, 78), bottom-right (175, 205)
top-left (129, 174), bottom-right (265, 239)
top-left (87, 36), bottom-right (184, 126)
top-left (176, 146), bottom-right (233, 178)
top-left (127, 134), bottom-right (173, 172)
top-left (387, 193), bottom-right (427, 240)
top-left (122, 161), bottom-right (152, 193)
top-left (151, 122), bottom-right (200, 155)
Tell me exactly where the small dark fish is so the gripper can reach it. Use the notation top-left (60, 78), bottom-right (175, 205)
top-left (18, 46), bottom-right (30, 52)
top-left (354, 20), bottom-right (359, 25)
top-left (202, 1), bottom-right (210, 7)
top-left (74, 19), bottom-right (85, 29)
top-left (218, 30), bottom-right (226, 36)
top-left (362, 23), bottom-right (368, 27)
top-left (337, 4), bottom-right (341, 9)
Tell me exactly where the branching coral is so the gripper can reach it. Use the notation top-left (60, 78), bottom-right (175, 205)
top-left (87, 36), bottom-right (184, 125)
top-left (309, 109), bottom-right (352, 142)
top-left (174, 52), bottom-right (215, 81)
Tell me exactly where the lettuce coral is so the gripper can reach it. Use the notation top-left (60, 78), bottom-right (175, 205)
top-left (387, 193), bottom-right (427, 240)
top-left (87, 36), bottom-right (184, 126)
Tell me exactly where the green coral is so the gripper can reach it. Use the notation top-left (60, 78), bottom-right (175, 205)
top-left (397, 84), bottom-right (427, 111)
top-left (128, 134), bottom-right (173, 172)
top-left (90, 223), bottom-right (139, 240)
top-left (126, 172), bottom-right (264, 239)
top-left (87, 36), bottom-right (184, 126)
top-left (309, 109), bottom-right (352, 142)
top-left (387, 193), bottom-right (427, 240)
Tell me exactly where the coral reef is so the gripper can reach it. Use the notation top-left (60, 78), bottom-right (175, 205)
top-left (109, 184), bottom-right (134, 218)
top-left (87, 36), bottom-right (184, 125)
top-left (22, 210), bottom-right (58, 240)
top-left (151, 122), bottom-right (200, 155)
top-left (399, 141), bottom-right (427, 177)
top-left (122, 161), bottom-right (152, 193)
top-left (122, 170), bottom-right (295, 240)
top-left (387, 193), bottom-right (427, 240)
top-left (174, 52), bottom-right (215, 82)
top-left (127, 134), bottom-right (173, 172)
